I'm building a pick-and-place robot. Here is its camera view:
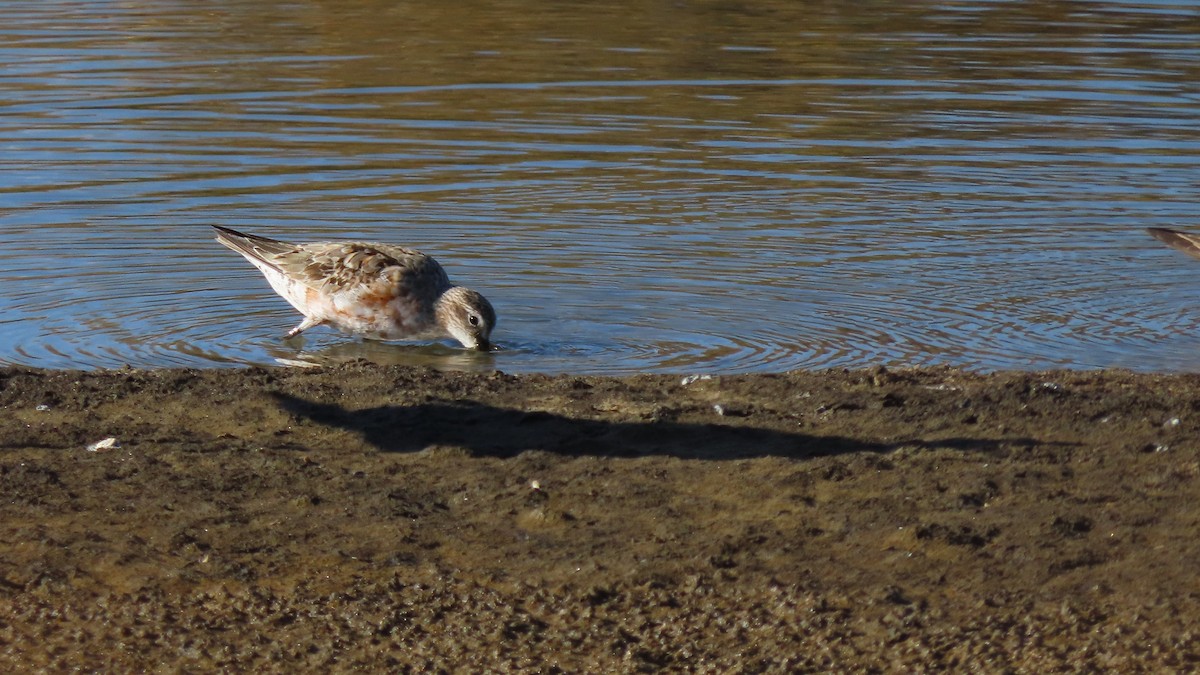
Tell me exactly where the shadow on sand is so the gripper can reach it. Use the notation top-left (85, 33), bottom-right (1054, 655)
top-left (271, 392), bottom-right (1045, 461)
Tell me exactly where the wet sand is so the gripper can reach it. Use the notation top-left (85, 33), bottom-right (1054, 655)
top-left (1, 364), bottom-right (1199, 671)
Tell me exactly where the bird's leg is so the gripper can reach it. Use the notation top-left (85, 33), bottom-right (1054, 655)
top-left (286, 316), bottom-right (324, 338)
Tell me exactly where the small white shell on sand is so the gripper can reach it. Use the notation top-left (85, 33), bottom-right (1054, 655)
top-left (86, 437), bottom-right (120, 452)
top-left (681, 374), bottom-right (712, 386)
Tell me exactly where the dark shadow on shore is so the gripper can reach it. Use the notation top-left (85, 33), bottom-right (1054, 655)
top-left (271, 392), bottom-right (1048, 460)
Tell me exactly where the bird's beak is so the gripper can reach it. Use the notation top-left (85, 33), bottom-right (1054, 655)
top-left (474, 340), bottom-right (492, 352)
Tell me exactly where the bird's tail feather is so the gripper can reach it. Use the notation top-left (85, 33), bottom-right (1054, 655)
top-left (212, 225), bottom-right (296, 265)
top-left (1148, 228), bottom-right (1200, 261)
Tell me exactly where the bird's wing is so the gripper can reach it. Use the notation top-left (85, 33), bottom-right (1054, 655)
top-left (275, 242), bottom-right (451, 298)
top-left (213, 226), bottom-right (451, 298)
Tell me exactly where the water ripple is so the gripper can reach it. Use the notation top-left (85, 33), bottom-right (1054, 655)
top-left (2, 0), bottom-right (1200, 373)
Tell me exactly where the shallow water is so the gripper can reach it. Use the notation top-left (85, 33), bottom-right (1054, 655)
top-left (2, 0), bottom-right (1200, 374)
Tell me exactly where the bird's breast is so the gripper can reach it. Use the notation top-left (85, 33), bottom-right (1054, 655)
top-left (327, 285), bottom-right (436, 340)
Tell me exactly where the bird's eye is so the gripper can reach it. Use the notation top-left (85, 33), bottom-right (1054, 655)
top-left (468, 314), bottom-right (480, 326)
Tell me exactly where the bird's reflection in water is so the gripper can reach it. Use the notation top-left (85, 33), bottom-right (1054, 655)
top-left (270, 338), bottom-right (499, 372)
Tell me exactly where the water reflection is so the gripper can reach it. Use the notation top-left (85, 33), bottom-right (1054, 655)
top-left (1, 0), bottom-right (1199, 373)
top-left (271, 340), bottom-right (498, 371)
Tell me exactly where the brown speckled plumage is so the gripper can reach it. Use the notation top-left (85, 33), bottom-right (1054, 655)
top-left (213, 226), bottom-right (495, 350)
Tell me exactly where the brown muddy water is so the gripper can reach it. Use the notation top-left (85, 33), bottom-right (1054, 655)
top-left (2, 0), bottom-right (1200, 374)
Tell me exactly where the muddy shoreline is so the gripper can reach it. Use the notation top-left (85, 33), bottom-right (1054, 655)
top-left (2, 364), bottom-right (1199, 670)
